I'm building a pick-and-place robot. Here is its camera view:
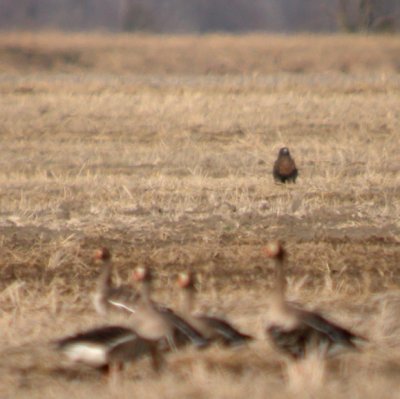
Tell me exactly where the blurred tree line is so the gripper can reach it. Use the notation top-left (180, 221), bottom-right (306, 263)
top-left (1, 0), bottom-right (398, 33)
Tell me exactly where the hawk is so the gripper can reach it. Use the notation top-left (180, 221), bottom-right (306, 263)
top-left (273, 147), bottom-right (298, 183)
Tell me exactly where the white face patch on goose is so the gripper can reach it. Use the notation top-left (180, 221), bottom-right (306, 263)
top-left (94, 247), bottom-right (111, 261)
top-left (178, 273), bottom-right (191, 287)
top-left (263, 241), bottom-right (282, 258)
top-left (133, 267), bottom-right (149, 282)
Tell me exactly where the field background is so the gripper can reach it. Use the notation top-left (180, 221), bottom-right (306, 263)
top-left (0, 32), bottom-right (400, 398)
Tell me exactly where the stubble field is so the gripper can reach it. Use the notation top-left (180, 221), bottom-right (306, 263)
top-left (0, 32), bottom-right (400, 398)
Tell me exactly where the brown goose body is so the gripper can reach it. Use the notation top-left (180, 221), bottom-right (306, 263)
top-left (263, 241), bottom-right (365, 359)
top-left (266, 305), bottom-right (361, 359)
top-left (273, 147), bottom-right (298, 183)
top-left (130, 267), bottom-right (209, 350)
top-left (56, 325), bottom-right (161, 373)
top-left (177, 272), bottom-right (252, 347)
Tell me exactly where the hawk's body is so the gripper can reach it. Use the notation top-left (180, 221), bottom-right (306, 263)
top-left (273, 147), bottom-right (298, 183)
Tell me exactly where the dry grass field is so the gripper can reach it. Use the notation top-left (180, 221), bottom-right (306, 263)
top-left (0, 32), bottom-right (400, 398)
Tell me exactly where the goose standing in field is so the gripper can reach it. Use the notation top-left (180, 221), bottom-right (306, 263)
top-left (263, 241), bottom-right (366, 359)
top-left (92, 247), bottom-right (139, 317)
top-left (130, 266), bottom-right (209, 350)
top-left (55, 325), bottom-right (162, 375)
top-left (273, 147), bottom-right (298, 183)
top-left (177, 271), bottom-right (253, 347)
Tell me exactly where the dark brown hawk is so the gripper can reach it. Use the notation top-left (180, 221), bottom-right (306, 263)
top-left (273, 147), bottom-right (298, 183)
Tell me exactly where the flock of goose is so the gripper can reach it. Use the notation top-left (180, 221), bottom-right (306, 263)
top-left (54, 241), bottom-right (367, 380)
top-left (51, 148), bottom-right (367, 381)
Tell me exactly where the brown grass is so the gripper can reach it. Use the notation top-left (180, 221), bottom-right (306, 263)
top-left (0, 32), bottom-right (400, 398)
top-left (1, 31), bottom-right (400, 74)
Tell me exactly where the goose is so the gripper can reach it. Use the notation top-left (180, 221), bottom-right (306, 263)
top-left (92, 247), bottom-right (139, 317)
top-left (177, 271), bottom-right (252, 347)
top-left (55, 325), bottom-right (161, 374)
top-left (263, 240), bottom-right (366, 359)
top-left (273, 147), bottom-right (298, 183)
top-left (130, 266), bottom-right (209, 350)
